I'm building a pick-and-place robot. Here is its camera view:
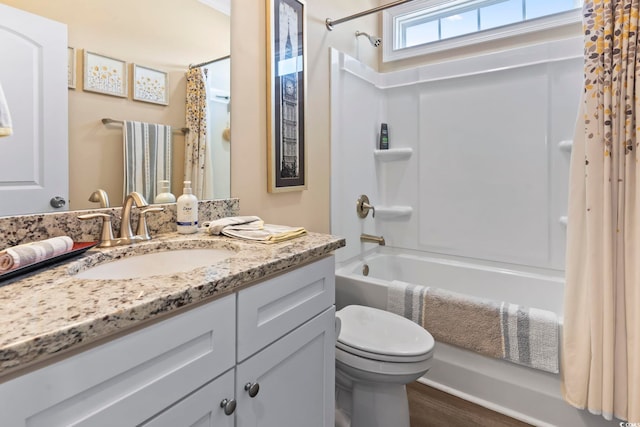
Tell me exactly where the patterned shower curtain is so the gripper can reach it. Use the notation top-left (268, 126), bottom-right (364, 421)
top-left (184, 67), bottom-right (208, 199)
top-left (562, 0), bottom-right (640, 422)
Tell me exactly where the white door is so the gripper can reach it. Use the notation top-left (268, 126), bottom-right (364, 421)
top-left (0, 4), bottom-right (68, 216)
top-left (236, 308), bottom-right (335, 427)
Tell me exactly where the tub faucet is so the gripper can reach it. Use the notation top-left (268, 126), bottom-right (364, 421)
top-left (360, 233), bottom-right (385, 246)
top-left (119, 191), bottom-right (149, 244)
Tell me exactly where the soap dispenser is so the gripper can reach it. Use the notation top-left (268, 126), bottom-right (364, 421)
top-left (177, 181), bottom-right (198, 234)
top-left (154, 180), bottom-right (176, 203)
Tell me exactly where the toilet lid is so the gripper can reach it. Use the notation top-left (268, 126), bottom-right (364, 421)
top-left (336, 305), bottom-right (435, 358)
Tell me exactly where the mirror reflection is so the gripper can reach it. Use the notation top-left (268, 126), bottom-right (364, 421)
top-left (0, 0), bottom-right (230, 217)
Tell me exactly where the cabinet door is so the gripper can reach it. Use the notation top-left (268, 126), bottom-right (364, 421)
top-left (236, 308), bottom-right (335, 427)
top-left (0, 294), bottom-right (235, 427)
top-left (141, 369), bottom-right (235, 427)
top-left (237, 256), bottom-right (335, 361)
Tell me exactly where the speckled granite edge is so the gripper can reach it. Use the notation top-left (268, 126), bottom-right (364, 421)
top-left (0, 231), bottom-right (345, 376)
top-left (0, 199), bottom-right (239, 248)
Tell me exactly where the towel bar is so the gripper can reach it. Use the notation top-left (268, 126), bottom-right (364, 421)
top-left (102, 118), bottom-right (189, 135)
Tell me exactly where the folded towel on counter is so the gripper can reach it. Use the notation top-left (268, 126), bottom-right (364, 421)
top-left (387, 280), bottom-right (560, 373)
top-left (0, 82), bottom-right (13, 137)
top-left (205, 216), bottom-right (263, 235)
top-left (205, 216), bottom-right (307, 243)
top-left (0, 236), bottom-right (74, 273)
top-left (222, 223), bottom-right (307, 243)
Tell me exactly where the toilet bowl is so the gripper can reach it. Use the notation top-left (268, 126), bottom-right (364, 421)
top-left (335, 305), bottom-right (435, 427)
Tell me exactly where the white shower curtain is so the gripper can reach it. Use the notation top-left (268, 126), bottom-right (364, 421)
top-left (184, 67), bottom-right (208, 199)
top-left (562, 0), bottom-right (640, 422)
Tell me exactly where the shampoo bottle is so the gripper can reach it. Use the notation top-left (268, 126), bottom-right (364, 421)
top-left (379, 123), bottom-right (389, 149)
top-left (154, 180), bottom-right (176, 203)
top-left (177, 181), bottom-right (198, 234)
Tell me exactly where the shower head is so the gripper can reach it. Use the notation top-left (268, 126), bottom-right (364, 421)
top-left (355, 30), bottom-right (381, 47)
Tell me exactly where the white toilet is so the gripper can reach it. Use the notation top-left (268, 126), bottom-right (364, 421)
top-left (335, 305), bottom-right (435, 427)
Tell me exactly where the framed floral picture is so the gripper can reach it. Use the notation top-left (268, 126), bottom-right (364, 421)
top-left (133, 64), bottom-right (169, 105)
top-left (83, 51), bottom-right (127, 97)
top-left (67, 47), bottom-right (76, 89)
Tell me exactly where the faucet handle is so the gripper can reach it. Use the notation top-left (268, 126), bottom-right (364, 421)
top-left (136, 206), bottom-right (164, 240)
top-left (356, 195), bottom-right (376, 218)
top-left (78, 213), bottom-right (115, 247)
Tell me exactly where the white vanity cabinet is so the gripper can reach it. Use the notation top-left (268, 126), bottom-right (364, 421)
top-left (0, 256), bottom-right (336, 427)
top-left (235, 256), bottom-right (336, 427)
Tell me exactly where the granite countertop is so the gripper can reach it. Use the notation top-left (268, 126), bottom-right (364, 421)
top-left (0, 231), bottom-right (345, 377)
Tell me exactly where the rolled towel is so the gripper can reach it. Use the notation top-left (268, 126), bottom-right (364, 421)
top-left (0, 236), bottom-right (74, 272)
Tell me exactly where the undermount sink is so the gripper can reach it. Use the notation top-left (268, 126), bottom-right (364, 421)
top-left (74, 248), bottom-right (237, 280)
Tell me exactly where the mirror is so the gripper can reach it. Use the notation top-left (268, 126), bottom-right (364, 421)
top-left (0, 0), bottom-right (230, 216)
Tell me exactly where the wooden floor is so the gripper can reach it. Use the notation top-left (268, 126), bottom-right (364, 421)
top-left (407, 382), bottom-right (532, 427)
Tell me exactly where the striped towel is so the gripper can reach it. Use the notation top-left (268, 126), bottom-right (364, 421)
top-left (500, 303), bottom-right (559, 373)
top-left (0, 82), bottom-right (12, 137)
top-left (123, 121), bottom-right (173, 202)
top-left (387, 280), bottom-right (560, 373)
top-left (0, 236), bottom-right (74, 272)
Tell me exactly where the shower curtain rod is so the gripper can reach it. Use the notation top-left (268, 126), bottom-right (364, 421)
top-left (325, 0), bottom-right (415, 30)
top-left (188, 55), bottom-right (231, 69)
top-left (101, 118), bottom-right (189, 135)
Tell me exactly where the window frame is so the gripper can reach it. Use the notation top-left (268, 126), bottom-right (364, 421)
top-left (382, 0), bottom-right (582, 62)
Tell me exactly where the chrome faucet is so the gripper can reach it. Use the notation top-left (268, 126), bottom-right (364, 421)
top-left (360, 233), bottom-right (385, 246)
top-left (119, 192), bottom-right (149, 244)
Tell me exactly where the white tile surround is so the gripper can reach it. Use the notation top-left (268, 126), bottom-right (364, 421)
top-left (330, 37), bottom-right (583, 272)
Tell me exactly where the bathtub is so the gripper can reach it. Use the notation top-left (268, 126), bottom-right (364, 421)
top-left (335, 247), bottom-right (615, 427)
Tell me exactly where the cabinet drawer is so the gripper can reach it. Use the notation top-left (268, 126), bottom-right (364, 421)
top-left (237, 256), bottom-right (335, 362)
top-left (0, 294), bottom-right (235, 427)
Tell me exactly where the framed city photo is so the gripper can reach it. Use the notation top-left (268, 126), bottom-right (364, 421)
top-left (133, 64), bottom-right (169, 105)
top-left (266, 0), bottom-right (307, 193)
top-left (83, 50), bottom-right (127, 98)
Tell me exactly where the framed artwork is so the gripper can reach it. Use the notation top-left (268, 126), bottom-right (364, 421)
top-left (266, 0), bottom-right (307, 193)
top-left (67, 47), bottom-right (76, 89)
top-left (83, 50), bottom-right (127, 97)
top-left (133, 64), bottom-right (169, 105)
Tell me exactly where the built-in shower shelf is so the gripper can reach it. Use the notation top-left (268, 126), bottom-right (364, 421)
top-left (373, 148), bottom-right (413, 162)
top-left (376, 206), bottom-right (413, 219)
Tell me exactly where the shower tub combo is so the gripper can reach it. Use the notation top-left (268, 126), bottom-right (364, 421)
top-left (335, 247), bottom-right (615, 427)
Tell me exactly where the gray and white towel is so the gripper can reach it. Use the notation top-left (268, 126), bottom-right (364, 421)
top-left (124, 121), bottom-right (173, 202)
top-left (387, 280), bottom-right (560, 373)
top-left (500, 302), bottom-right (559, 373)
top-left (0, 236), bottom-right (74, 272)
top-left (0, 82), bottom-right (12, 137)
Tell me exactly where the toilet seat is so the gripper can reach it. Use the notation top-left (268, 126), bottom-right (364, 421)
top-left (336, 305), bottom-right (435, 363)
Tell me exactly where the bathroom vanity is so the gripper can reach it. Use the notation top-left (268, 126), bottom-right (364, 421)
top-left (0, 231), bottom-right (344, 426)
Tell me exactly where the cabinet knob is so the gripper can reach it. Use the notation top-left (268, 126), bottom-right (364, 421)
top-left (244, 382), bottom-right (260, 398)
top-left (220, 398), bottom-right (236, 415)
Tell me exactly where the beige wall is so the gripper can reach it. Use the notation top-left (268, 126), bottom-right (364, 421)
top-left (231, 0), bottom-right (378, 233)
top-left (4, 0), bottom-right (230, 210)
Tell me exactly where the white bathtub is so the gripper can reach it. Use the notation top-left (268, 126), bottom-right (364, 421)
top-left (335, 247), bottom-right (615, 427)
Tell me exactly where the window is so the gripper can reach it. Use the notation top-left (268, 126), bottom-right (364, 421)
top-left (383, 0), bottom-right (582, 61)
